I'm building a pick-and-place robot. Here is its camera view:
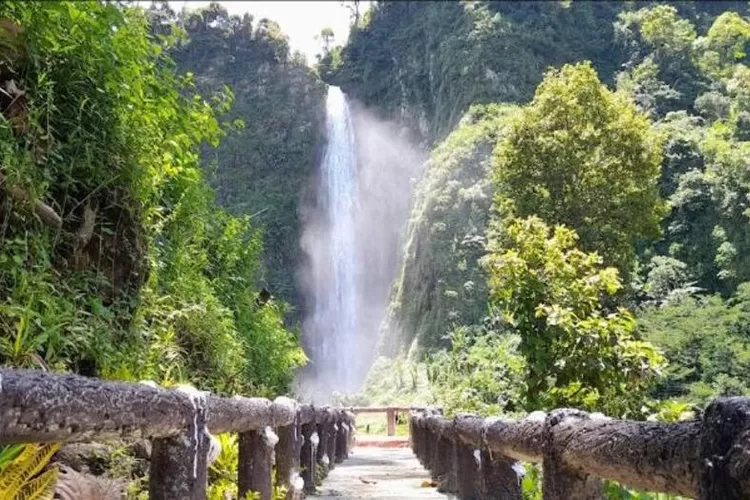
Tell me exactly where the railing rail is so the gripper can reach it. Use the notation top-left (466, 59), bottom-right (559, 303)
top-left (409, 398), bottom-right (750, 499)
top-left (0, 369), bottom-right (356, 500)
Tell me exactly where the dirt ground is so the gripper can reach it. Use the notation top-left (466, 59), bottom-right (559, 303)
top-left (310, 446), bottom-right (450, 499)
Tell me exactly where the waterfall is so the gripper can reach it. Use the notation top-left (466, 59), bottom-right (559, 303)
top-left (302, 87), bottom-right (360, 395)
top-left (299, 86), bottom-right (425, 402)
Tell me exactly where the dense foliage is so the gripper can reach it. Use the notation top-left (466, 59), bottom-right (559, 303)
top-left (0, 1), bottom-right (305, 396)
top-left (493, 62), bottom-right (665, 273)
top-left (155, 2), bottom-right (327, 314)
top-left (379, 104), bottom-right (517, 353)
top-left (487, 217), bottom-right (664, 415)
top-left (333, 7), bottom-right (750, 497)
top-left (326, 1), bottom-right (627, 143)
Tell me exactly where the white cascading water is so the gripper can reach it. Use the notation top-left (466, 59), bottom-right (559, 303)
top-left (299, 85), bottom-right (424, 402)
top-left (305, 86), bottom-right (359, 394)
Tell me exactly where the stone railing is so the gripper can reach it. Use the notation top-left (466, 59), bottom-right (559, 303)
top-left (410, 398), bottom-right (750, 499)
top-left (0, 369), bottom-right (355, 500)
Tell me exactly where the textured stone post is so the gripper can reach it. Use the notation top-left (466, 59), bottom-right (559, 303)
top-left (238, 427), bottom-right (276, 500)
top-left (316, 410), bottom-right (330, 475)
top-left (480, 448), bottom-right (522, 500)
top-left (542, 409), bottom-right (602, 500)
top-left (149, 392), bottom-right (209, 500)
top-left (300, 421), bottom-right (318, 493)
top-left (335, 419), bottom-right (349, 463)
top-left (435, 435), bottom-right (457, 493)
top-left (326, 419), bottom-right (338, 470)
top-left (424, 424), bottom-right (435, 470)
top-left (699, 397), bottom-right (750, 499)
top-left (387, 408), bottom-right (396, 436)
top-left (455, 440), bottom-right (479, 499)
top-left (275, 421), bottom-right (299, 494)
top-left (414, 416), bottom-right (427, 465)
top-left (149, 432), bottom-right (209, 499)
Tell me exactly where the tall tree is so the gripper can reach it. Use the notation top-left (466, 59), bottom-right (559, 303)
top-left (493, 62), bottom-right (665, 274)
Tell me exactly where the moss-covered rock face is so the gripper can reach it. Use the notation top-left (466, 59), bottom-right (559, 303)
top-left (379, 105), bottom-right (518, 353)
top-left (327, 1), bottom-right (750, 146)
top-left (326, 1), bottom-right (626, 145)
top-left (170, 5), bottom-right (327, 316)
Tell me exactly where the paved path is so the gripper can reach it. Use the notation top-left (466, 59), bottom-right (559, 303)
top-left (310, 446), bottom-right (449, 499)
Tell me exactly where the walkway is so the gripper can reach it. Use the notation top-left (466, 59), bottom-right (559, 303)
top-left (310, 446), bottom-right (449, 499)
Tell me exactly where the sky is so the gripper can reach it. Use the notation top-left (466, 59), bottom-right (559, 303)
top-left (162, 1), bottom-right (369, 62)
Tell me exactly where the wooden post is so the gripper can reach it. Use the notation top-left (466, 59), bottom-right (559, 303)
top-left (238, 427), bottom-right (276, 500)
top-left (387, 408), bottom-right (396, 436)
top-left (148, 392), bottom-right (209, 500)
top-left (542, 409), bottom-right (602, 499)
top-left (480, 448), bottom-right (522, 500)
top-left (455, 439), bottom-right (479, 500)
top-left (699, 397), bottom-right (750, 499)
top-left (300, 421), bottom-right (317, 493)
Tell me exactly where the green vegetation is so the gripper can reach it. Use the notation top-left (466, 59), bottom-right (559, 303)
top-left (487, 217), bottom-right (664, 415)
top-left (0, 443), bottom-right (59, 499)
top-left (379, 104), bottom-right (517, 353)
top-left (339, 2), bottom-right (750, 427)
top-left (0, 1), bottom-right (304, 397)
top-left (155, 2), bottom-right (327, 314)
top-left (4, 1), bottom-right (750, 497)
top-left (493, 62), bottom-right (665, 274)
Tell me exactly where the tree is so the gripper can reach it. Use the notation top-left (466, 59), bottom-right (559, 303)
top-left (486, 217), bottom-right (665, 416)
top-left (342, 1), bottom-right (360, 26)
top-left (319, 26), bottom-right (335, 54)
top-left (493, 62), bottom-right (665, 273)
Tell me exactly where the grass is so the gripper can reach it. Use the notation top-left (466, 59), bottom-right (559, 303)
top-left (354, 414), bottom-right (409, 436)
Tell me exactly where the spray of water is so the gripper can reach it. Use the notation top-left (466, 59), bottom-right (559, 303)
top-left (298, 86), bottom-right (424, 402)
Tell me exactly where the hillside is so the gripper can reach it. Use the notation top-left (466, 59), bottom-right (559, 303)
top-left (162, 2), bottom-right (327, 315)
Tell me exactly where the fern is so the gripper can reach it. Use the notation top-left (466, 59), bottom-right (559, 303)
top-left (0, 443), bottom-right (60, 500)
top-left (14, 468), bottom-right (58, 500)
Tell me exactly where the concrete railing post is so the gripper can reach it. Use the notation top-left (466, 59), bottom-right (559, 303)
top-left (326, 413), bottom-right (338, 471)
top-left (480, 448), bottom-right (522, 500)
top-left (148, 392), bottom-right (209, 500)
top-left (387, 408), bottom-right (396, 436)
top-left (316, 409), bottom-right (331, 475)
top-left (300, 420), bottom-right (318, 493)
top-left (149, 432), bottom-right (209, 499)
top-left (335, 415), bottom-right (349, 463)
top-left (699, 397), bottom-right (750, 499)
top-left (275, 421), bottom-right (299, 495)
top-left (436, 435), bottom-right (457, 493)
top-left (238, 427), bottom-right (277, 500)
top-left (542, 409), bottom-right (602, 499)
top-left (455, 440), bottom-right (479, 499)
top-left (346, 411), bottom-right (356, 453)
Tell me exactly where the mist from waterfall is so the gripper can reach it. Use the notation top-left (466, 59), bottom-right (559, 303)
top-left (298, 86), bottom-right (425, 402)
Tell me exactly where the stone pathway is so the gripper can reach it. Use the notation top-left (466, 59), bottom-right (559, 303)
top-left (310, 447), bottom-right (449, 499)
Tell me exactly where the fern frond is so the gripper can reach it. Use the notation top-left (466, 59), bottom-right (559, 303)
top-left (15, 466), bottom-right (58, 500)
top-left (0, 443), bottom-right (60, 498)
